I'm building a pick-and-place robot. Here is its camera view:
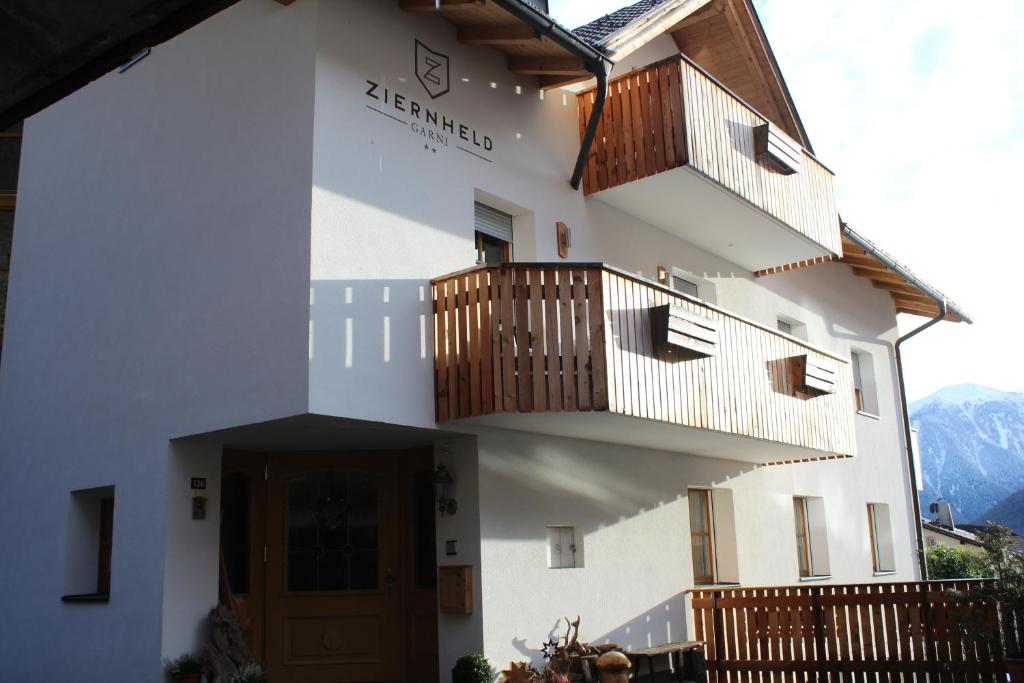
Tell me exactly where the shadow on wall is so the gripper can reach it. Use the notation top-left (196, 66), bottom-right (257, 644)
top-left (309, 278), bottom-right (436, 424)
top-left (477, 436), bottom-right (757, 540)
top-left (506, 594), bottom-right (691, 668)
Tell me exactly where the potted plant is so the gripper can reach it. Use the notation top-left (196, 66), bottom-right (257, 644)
top-left (950, 523), bottom-right (1024, 681)
top-left (452, 653), bottom-right (494, 683)
top-left (164, 653), bottom-right (204, 683)
top-left (230, 663), bottom-right (268, 683)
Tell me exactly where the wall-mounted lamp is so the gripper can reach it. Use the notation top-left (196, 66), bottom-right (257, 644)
top-left (434, 463), bottom-right (457, 516)
top-left (556, 221), bottom-right (571, 259)
top-left (657, 265), bottom-right (668, 284)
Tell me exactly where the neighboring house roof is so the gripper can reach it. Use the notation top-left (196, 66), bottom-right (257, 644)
top-left (923, 520), bottom-right (983, 547)
top-left (573, 0), bottom-right (675, 46)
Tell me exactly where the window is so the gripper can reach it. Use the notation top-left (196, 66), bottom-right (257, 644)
top-left (793, 496), bottom-right (830, 578)
top-left (687, 488), bottom-right (739, 586)
top-left (776, 315), bottom-right (807, 340)
top-left (474, 202), bottom-right (512, 265)
top-left (546, 526), bottom-right (580, 568)
top-left (672, 273), bottom-right (700, 298)
top-left (689, 490), bottom-right (714, 584)
top-left (867, 503), bottom-right (896, 573)
top-left (63, 486), bottom-right (115, 601)
top-left (660, 266), bottom-right (716, 303)
top-left (850, 350), bottom-right (878, 415)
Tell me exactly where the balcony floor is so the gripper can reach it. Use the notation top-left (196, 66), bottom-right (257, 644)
top-left (447, 410), bottom-right (846, 465)
top-left (591, 165), bottom-right (831, 272)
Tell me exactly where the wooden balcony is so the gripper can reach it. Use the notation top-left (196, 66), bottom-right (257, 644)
top-left (432, 264), bottom-right (857, 463)
top-left (576, 55), bottom-right (842, 272)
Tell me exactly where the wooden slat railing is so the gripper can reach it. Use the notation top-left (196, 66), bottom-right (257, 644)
top-left (691, 581), bottom-right (1007, 682)
top-left (577, 55), bottom-right (842, 257)
top-left (432, 264), bottom-right (608, 421)
top-left (432, 263), bottom-right (856, 459)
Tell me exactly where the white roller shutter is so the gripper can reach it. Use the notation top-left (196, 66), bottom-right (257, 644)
top-left (474, 202), bottom-right (513, 243)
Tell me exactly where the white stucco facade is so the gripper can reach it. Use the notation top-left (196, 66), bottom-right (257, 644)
top-left (0, 1), bottom-right (924, 680)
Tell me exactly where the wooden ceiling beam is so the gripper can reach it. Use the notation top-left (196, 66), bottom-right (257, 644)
top-left (849, 267), bottom-right (906, 283)
top-left (508, 56), bottom-right (587, 76)
top-left (538, 73), bottom-right (594, 90)
top-left (893, 297), bottom-right (940, 313)
top-left (400, 0), bottom-right (484, 12)
top-left (457, 24), bottom-right (540, 45)
top-left (871, 280), bottom-right (929, 298)
top-left (841, 254), bottom-right (890, 269)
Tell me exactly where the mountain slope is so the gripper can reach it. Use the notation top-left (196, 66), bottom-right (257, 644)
top-left (910, 384), bottom-right (1024, 522)
top-left (974, 488), bottom-right (1024, 534)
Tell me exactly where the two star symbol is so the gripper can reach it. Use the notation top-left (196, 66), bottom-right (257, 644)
top-left (423, 144), bottom-right (437, 153)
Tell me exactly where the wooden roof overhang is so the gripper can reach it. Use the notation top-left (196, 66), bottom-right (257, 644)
top-left (399, 0), bottom-right (609, 89)
top-left (756, 225), bottom-right (970, 324)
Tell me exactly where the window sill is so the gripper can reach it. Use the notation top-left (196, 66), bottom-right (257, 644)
top-left (873, 570), bottom-right (897, 577)
top-left (693, 582), bottom-right (741, 588)
top-left (61, 593), bottom-right (109, 603)
top-left (798, 575), bottom-right (832, 583)
top-left (856, 411), bottom-right (881, 420)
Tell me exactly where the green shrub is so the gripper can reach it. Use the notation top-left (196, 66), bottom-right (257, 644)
top-left (163, 652), bottom-right (204, 677)
top-left (452, 653), bottom-right (494, 683)
top-left (926, 543), bottom-right (992, 579)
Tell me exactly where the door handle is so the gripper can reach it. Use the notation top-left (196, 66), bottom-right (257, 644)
top-left (385, 568), bottom-right (396, 596)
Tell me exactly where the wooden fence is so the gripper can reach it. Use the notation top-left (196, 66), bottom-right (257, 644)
top-left (691, 581), bottom-right (1009, 682)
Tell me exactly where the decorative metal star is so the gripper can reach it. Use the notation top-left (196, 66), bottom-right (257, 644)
top-left (541, 637), bottom-right (560, 660)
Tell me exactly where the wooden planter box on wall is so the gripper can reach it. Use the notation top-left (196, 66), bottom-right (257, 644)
top-left (753, 122), bottom-right (802, 175)
top-left (432, 263), bottom-right (858, 459)
top-left (788, 354), bottom-right (837, 397)
top-left (649, 303), bottom-right (719, 360)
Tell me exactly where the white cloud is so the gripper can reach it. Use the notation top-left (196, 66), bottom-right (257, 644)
top-left (552, 0), bottom-right (1024, 400)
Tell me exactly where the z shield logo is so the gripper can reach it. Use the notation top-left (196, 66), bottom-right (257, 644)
top-left (415, 40), bottom-right (450, 99)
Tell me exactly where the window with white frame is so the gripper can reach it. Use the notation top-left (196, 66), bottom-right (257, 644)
top-left (665, 266), bottom-right (716, 304)
top-left (793, 496), bottom-right (830, 578)
top-left (776, 315), bottom-right (807, 340)
top-left (546, 526), bottom-right (581, 568)
top-left (867, 503), bottom-right (896, 573)
top-left (687, 488), bottom-right (739, 586)
top-left (850, 349), bottom-right (879, 415)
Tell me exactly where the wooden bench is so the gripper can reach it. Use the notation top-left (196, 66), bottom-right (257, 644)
top-left (626, 640), bottom-right (705, 682)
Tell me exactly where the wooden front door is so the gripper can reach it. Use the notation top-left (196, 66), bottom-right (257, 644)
top-left (265, 452), bottom-right (403, 683)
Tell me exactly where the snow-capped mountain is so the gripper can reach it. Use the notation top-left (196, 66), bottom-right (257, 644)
top-left (910, 384), bottom-right (1024, 523)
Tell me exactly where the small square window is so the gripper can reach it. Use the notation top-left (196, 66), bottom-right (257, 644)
top-left (546, 526), bottom-right (581, 568)
top-left (63, 486), bottom-right (115, 602)
top-left (777, 319), bottom-right (793, 335)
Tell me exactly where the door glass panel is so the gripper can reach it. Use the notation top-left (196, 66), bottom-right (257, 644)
top-left (287, 471), bottom-right (379, 592)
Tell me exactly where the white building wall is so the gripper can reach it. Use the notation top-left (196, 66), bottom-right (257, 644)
top-left (0, 1), bottom-right (317, 679)
top-left (0, 0), bottom-right (921, 678)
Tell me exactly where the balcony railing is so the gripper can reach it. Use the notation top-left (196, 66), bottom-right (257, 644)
top-left (576, 55), bottom-right (842, 264)
top-left (432, 263), bottom-right (857, 462)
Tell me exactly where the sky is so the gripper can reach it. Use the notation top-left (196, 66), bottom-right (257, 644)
top-left (549, 0), bottom-right (1024, 401)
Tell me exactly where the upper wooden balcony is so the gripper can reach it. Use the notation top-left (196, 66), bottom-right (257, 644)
top-left (576, 55), bottom-right (842, 272)
top-left (432, 264), bottom-right (857, 463)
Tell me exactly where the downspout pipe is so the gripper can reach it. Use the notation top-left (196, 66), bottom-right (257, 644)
top-left (570, 61), bottom-right (609, 190)
top-left (895, 299), bottom-right (947, 581)
top-left (487, 0), bottom-right (613, 190)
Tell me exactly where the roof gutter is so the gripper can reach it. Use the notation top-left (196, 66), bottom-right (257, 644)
top-left (488, 0), bottom-right (614, 190)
